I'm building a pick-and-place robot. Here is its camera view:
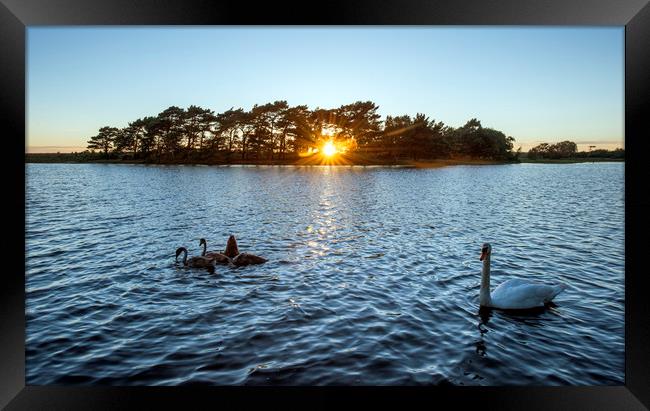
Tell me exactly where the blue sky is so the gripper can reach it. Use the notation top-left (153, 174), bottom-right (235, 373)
top-left (27, 27), bottom-right (624, 152)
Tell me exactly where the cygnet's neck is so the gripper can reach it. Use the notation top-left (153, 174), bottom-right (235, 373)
top-left (479, 255), bottom-right (492, 307)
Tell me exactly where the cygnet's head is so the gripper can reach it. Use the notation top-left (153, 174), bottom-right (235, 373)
top-left (175, 247), bottom-right (187, 261)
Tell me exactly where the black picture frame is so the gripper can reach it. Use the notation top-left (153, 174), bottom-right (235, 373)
top-left (3, 0), bottom-right (649, 409)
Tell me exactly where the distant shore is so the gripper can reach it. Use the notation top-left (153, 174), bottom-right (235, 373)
top-left (518, 157), bottom-right (624, 164)
top-left (25, 152), bottom-right (624, 167)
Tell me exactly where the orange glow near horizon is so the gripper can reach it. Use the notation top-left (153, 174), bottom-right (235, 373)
top-left (299, 139), bottom-right (349, 159)
top-left (295, 139), bottom-right (355, 165)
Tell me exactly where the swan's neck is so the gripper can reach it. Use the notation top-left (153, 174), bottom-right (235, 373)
top-left (479, 256), bottom-right (492, 307)
top-left (181, 249), bottom-right (188, 265)
top-left (201, 242), bottom-right (206, 256)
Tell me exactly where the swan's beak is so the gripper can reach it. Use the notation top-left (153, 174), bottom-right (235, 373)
top-left (479, 251), bottom-right (487, 261)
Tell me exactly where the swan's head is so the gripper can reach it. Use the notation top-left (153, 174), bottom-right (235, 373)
top-left (479, 243), bottom-right (491, 261)
top-left (175, 247), bottom-right (186, 261)
top-left (199, 238), bottom-right (206, 247)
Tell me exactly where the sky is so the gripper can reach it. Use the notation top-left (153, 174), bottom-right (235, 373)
top-left (27, 27), bottom-right (624, 153)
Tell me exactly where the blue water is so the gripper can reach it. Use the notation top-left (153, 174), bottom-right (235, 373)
top-left (25, 163), bottom-right (625, 385)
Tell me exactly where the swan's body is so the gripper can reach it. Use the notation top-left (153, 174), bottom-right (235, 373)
top-left (232, 252), bottom-right (268, 266)
top-left (486, 278), bottom-right (567, 309)
top-left (223, 235), bottom-right (267, 266)
top-left (479, 243), bottom-right (566, 309)
top-left (176, 247), bottom-right (216, 269)
top-left (199, 238), bottom-right (233, 265)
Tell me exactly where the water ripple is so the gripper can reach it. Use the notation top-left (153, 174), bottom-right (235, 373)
top-left (25, 163), bottom-right (624, 385)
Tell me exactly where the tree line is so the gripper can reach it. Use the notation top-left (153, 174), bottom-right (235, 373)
top-left (527, 141), bottom-right (624, 160)
top-left (86, 101), bottom-right (520, 163)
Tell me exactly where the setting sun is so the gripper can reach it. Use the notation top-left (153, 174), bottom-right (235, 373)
top-left (322, 141), bottom-right (337, 157)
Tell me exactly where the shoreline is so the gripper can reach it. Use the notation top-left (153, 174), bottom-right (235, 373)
top-left (518, 158), bottom-right (624, 164)
top-left (24, 154), bottom-right (518, 168)
top-left (24, 153), bottom-right (623, 167)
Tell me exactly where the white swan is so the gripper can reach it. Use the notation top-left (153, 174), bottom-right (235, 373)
top-left (479, 243), bottom-right (567, 309)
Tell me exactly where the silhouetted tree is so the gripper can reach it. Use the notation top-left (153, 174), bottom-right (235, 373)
top-left (87, 126), bottom-right (119, 158)
top-left (529, 140), bottom-right (577, 159)
top-left (552, 140), bottom-right (578, 158)
top-left (113, 126), bottom-right (136, 156)
top-left (336, 101), bottom-right (382, 148)
top-left (90, 100), bottom-right (522, 163)
top-left (284, 105), bottom-right (315, 154)
top-left (157, 106), bottom-right (185, 157)
top-left (215, 108), bottom-right (244, 155)
top-left (448, 119), bottom-right (515, 160)
top-left (239, 110), bottom-right (256, 160)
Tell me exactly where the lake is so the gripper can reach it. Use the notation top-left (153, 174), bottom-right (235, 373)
top-left (25, 163), bottom-right (625, 385)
